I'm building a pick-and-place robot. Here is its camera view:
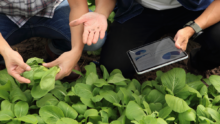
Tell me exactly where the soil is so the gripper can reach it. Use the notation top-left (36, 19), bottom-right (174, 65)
top-left (11, 37), bottom-right (220, 83)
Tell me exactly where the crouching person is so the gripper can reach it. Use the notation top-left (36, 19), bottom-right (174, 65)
top-left (0, 0), bottom-right (106, 83)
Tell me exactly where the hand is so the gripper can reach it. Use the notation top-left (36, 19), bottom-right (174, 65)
top-left (69, 12), bottom-right (107, 46)
top-left (174, 27), bottom-right (195, 51)
top-left (43, 50), bottom-right (81, 80)
top-left (2, 49), bottom-right (31, 83)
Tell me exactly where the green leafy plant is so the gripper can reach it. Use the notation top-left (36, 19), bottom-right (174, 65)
top-left (0, 57), bottom-right (220, 124)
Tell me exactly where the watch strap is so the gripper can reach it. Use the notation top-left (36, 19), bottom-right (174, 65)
top-left (184, 21), bottom-right (202, 33)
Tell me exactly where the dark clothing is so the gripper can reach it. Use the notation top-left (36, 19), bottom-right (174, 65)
top-left (100, 6), bottom-right (220, 78)
top-left (114, 0), bottom-right (213, 24)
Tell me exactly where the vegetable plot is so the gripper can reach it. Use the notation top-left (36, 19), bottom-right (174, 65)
top-left (0, 57), bottom-right (220, 124)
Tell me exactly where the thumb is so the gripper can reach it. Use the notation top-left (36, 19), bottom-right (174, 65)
top-left (69, 16), bottom-right (87, 27)
top-left (18, 62), bottom-right (31, 71)
top-left (43, 60), bottom-right (58, 68)
top-left (174, 37), bottom-right (181, 49)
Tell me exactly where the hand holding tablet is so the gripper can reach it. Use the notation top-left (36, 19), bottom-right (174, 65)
top-left (127, 37), bottom-right (188, 74)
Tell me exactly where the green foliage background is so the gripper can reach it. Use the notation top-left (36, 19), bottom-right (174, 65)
top-left (0, 57), bottom-right (220, 124)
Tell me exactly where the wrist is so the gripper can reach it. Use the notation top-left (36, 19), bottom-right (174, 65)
top-left (94, 11), bottom-right (108, 19)
top-left (0, 45), bottom-right (12, 57)
top-left (70, 46), bottom-right (83, 54)
top-left (183, 26), bottom-right (195, 38)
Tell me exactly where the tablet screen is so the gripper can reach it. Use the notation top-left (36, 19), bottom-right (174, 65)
top-left (128, 37), bottom-right (188, 72)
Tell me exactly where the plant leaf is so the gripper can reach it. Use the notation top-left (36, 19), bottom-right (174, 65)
top-left (93, 79), bottom-right (109, 87)
top-left (100, 90), bottom-right (120, 104)
top-left (186, 73), bottom-right (202, 84)
top-left (0, 81), bottom-right (11, 91)
top-left (206, 108), bottom-right (220, 122)
top-left (72, 102), bottom-right (87, 115)
top-left (14, 101), bottom-right (29, 118)
top-left (0, 110), bottom-right (14, 121)
top-left (84, 109), bottom-right (99, 118)
top-left (143, 101), bottom-right (152, 115)
top-left (36, 93), bottom-right (59, 107)
top-left (146, 89), bottom-right (165, 104)
top-left (159, 106), bottom-right (172, 119)
top-left (178, 109), bottom-right (196, 123)
top-left (125, 101), bottom-right (146, 121)
top-left (74, 83), bottom-right (93, 99)
top-left (161, 68), bottom-right (186, 94)
top-left (40, 66), bottom-right (60, 90)
top-left (1, 100), bottom-right (14, 111)
top-left (10, 86), bottom-right (27, 102)
top-left (100, 65), bottom-right (109, 80)
top-left (80, 97), bottom-right (95, 108)
top-left (50, 85), bottom-right (67, 101)
top-left (0, 90), bottom-right (9, 100)
top-left (86, 72), bottom-right (99, 85)
top-left (107, 73), bottom-right (126, 84)
top-left (56, 118), bottom-right (79, 124)
top-left (209, 75), bottom-right (220, 92)
top-left (39, 105), bottom-right (64, 124)
top-left (15, 115), bottom-right (38, 123)
top-left (149, 103), bottom-right (163, 112)
top-left (72, 69), bottom-right (84, 77)
top-left (57, 101), bottom-right (78, 119)
top-left (165, 94), bottom-right (190, 113)
top-left (109, 69), bottom-right (122, 77)
top-left (85, 62), bottom-right (97, 77)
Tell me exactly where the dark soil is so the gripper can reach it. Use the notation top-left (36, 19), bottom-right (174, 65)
top-left (11, 37), bottom-right (220, 83)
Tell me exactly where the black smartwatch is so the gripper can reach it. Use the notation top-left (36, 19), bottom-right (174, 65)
top-left (184, 21), bottom-right (203, 40)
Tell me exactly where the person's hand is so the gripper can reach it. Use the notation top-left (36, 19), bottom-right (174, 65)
top-left (69, 12), bottom-right (107, 46)
top-left (43, 49), bottom-right (81, 80)
top-left (174, 27), bottom-right (195, 51)
top-left (2, 49), bottom-right (31, 83)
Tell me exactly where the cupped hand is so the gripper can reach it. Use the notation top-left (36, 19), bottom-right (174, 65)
top-left (69, 12), bottom-right (107, 46)
top-left (174, 27), bottom-right (195, 51)
top-left (3, 49), bottom-right (31, 83)
top-left (43, 50), bottom-right (81, 80)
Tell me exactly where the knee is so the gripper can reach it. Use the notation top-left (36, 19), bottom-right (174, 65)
top-left (204, 22), bottom-right (220, 49)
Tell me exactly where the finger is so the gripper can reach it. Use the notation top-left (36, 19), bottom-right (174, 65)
top-left (55, 72), bottom-right (64, 80)
top-left (83, 28), bottom-right (90, 44)
top-left (69, 16), bottom-right (87, 27)
top-left (55, 67), bottom-right (69, 80)
top-left (92, 31), bottom-right (99, 44)
top-left (15, 66), bottom-right (25, 74)
top-left (18, 62), bottom-right (31, 71)
top-left (174, 35), bottom-right (178, 42)
top-left (12, 72), bottom-right (30, 83)
top-left (100, 27), bottom-right (106, 39)
top-left (175, 37), bottom-right (182, 49)
top-left (43, 60), bottom-right (59, 68)
top-left (182, 40), bottom-right (188, 51)
top-left (87, 31), bottom-right (95, 46)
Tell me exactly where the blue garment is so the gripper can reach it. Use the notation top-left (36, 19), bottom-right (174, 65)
top-left (0, 0), bottom-right (106, 61)
top-left (114, 0), bottom-right (214, 23)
